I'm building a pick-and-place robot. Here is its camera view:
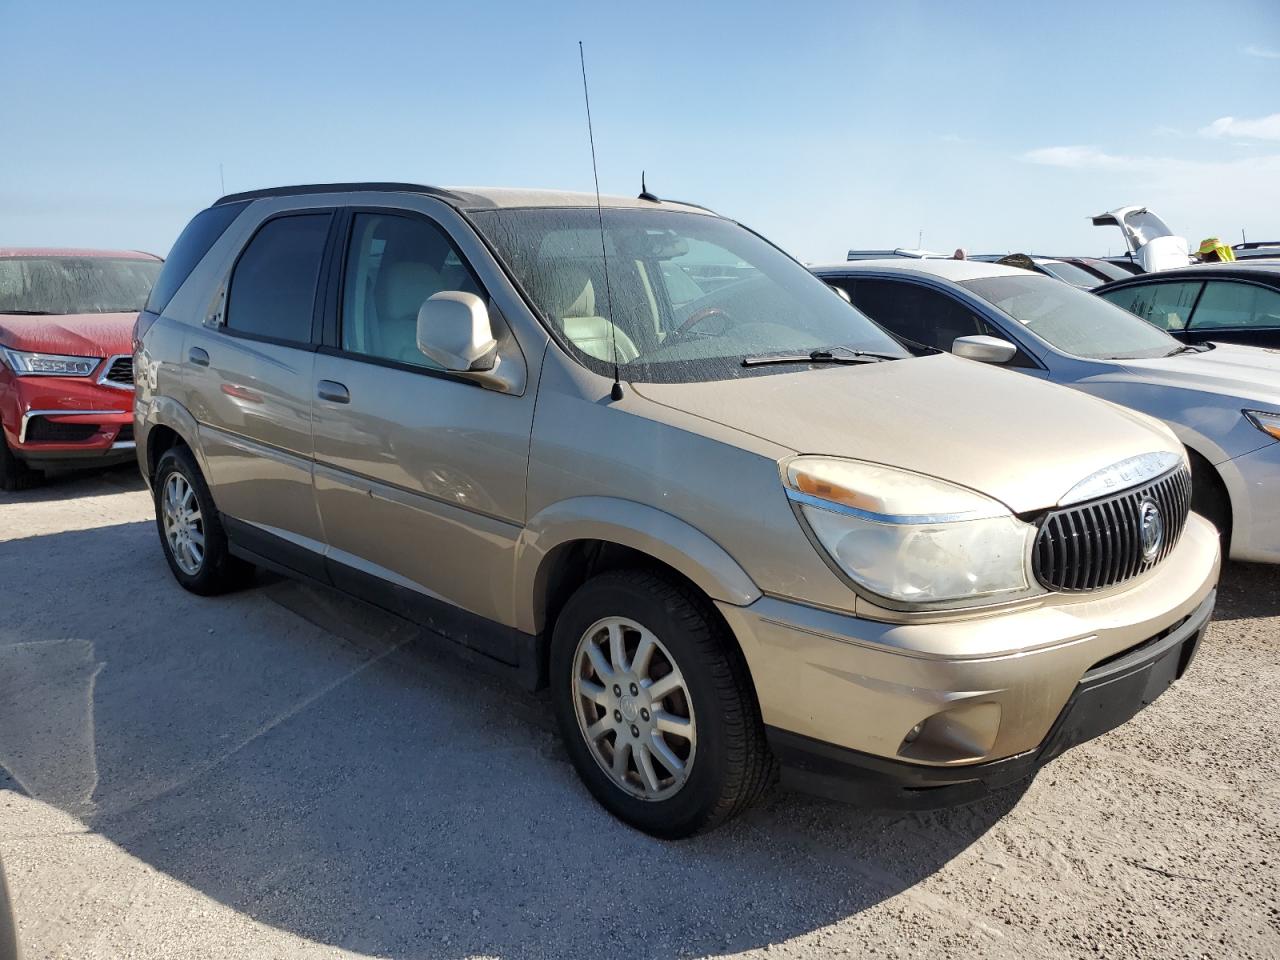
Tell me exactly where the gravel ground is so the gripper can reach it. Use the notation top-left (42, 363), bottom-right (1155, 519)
top-left (1, 464), bottom-right (1277, 960)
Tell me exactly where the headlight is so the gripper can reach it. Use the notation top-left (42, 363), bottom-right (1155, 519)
top-left (1244, 409), bottom-right (1280, 442)
top-left (0, 346), bottom-right (101, 377)
top-left (784, 456), bottom-right (1040, 607)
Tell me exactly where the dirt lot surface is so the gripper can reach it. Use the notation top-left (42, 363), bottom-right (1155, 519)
top-left (1, 465), bottom-right (1277, 960)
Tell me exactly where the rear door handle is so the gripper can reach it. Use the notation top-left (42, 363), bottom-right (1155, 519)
top-left (317, 380), bottom-right (350, 404)
top-left (189, 347), bottom-right (210, 367)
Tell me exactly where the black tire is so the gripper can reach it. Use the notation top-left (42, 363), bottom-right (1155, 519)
top-left (153, 445), bottom-right (254, 595)
top-left (1188, 449), bottom-right (1231, 556)
top-left (550, 568), bottom-right (775, 838)
top-left (0, 435), bottom-right (40, 492)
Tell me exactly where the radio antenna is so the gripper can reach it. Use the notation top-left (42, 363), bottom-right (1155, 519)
top-left (578, 41), bottom-right (623, 402)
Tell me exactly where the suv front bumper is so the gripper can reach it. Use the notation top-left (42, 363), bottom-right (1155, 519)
top-left (716, 513), bottom-right (1220, 807)
top-left (766, 589), bottom-right (1212, 808)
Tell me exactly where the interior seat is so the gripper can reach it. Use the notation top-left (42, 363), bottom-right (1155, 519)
top-left (534, 266), bottom-right (640, 363)
top-left (373, 261), bottom-right (443, 363)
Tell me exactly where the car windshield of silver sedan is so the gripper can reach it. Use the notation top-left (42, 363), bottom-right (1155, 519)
top-left (961, 273), bottom-right (1182, 360)
top-left (0, 257), bottom-right (162, 315)
top-left (471, 207), bottom-right (910, 382)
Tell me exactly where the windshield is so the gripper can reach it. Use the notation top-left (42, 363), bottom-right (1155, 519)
top-left (960, 274), bottom-right (1180, 360)
top-left (0, 257), bottom-right (161, 315)
top-left (1038, 260), bottom-right (1103, 288)
top-left (470, 207), bottom-right (908, 382)
top-left (1124, 210), bottom-right (1174, 248)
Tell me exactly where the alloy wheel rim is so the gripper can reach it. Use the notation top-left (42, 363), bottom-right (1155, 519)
top-left (162, 473), bottom-right (205, 576)
top-left (571, 616), bottom-right (697, 801)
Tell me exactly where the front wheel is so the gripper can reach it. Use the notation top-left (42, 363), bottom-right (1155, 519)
top-left (550, 569), bottom-right (774, 838)
top-left (153, 445), bottom-right (253, 595)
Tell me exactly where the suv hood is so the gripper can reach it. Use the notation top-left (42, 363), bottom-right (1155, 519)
top-left (0, 312), bottom-right (136, 357)
top-left (632, 353), bottom-right (1181, 514)
top-left (1117, 342), bottom-right (1280, 407)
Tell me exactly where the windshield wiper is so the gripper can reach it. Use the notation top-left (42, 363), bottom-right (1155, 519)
top-left (742, 348), bottom-right (894, 367)
top-left (0, 309), bottom-right (55, 315)
top-left (1165, 343), bottom-right (1213, 357)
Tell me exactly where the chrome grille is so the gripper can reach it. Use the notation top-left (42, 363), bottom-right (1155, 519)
top-left (1034, 466), bottom-right (1192, 592)
top-left (101, 355), bottom-right (134, 388)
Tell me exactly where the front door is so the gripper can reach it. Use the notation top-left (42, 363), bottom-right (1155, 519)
top-left (310, 209), bottom-right (535, 662)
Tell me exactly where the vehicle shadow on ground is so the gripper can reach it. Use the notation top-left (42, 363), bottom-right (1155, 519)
top-left (0, 462), bottom-right (145, 504)
top-left (1213, 561), bottom-right (1280, 621)
top-left (37, 522), bottom-right (1280, 955)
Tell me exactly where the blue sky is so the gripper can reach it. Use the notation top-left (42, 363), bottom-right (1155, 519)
top-left (3, 0), bottom-right (1278, 262)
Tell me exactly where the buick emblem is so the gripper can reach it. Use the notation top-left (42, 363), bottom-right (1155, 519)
top-left (1139, 499), bottom-right (1164, 562)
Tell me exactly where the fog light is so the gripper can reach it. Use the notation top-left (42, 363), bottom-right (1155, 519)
top-left (897, 702), bottom-right (1002, 763)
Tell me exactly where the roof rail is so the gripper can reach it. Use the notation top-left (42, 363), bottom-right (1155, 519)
top-left (212, 182), bottom-right (465, 207)
top-left (1235, 241), bottom-right (1280, 250)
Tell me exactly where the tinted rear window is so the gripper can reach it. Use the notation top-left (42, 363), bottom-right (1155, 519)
top-left (225, 213), bottom-right (331, 344)
top-left (146, 202), bottom-right (249, 313)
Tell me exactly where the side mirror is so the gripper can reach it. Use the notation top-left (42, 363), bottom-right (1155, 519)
top-left (417, 291), bottom-right (498, 371)
top-left (828, 283), bottom-right (852, 304)
top-left (952, 335), bottom-right (1017, 364)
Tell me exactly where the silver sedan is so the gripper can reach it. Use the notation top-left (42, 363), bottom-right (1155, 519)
top-left (815, 259), bottom-right (1280, 564)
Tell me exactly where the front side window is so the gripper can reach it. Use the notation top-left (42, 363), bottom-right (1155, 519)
top-left (470, 207), bottom-right (908, 383)
top-left (225, 213), bottom-right (331, 344)
top-left (340, 213), bottom-right (484, 368)
top-left (848, 278), bottom-right (987, 351)
top-left (1098, 281), bottom-right (1202, 332)
top-left (962, 273), bottom-right (1179, 360)
top-left (0, 257), bottom-right (162, 315)
top-left (1189, 281), bottom-right (1280, 330)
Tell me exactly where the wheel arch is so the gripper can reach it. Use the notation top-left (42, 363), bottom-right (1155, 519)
top-left (140, 397), bottom-right (208, 486)
top-left (516, 497), bottom-right (761, 637)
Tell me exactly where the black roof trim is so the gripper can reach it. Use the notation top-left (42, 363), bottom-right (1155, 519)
top-left (213, 182), bottom-right (465, 207)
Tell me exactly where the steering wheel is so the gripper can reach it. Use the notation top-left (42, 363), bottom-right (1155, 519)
top-left (673, 306), bottom-right (732, 338)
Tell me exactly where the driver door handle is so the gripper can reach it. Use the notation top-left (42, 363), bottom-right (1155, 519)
top-left (317, 380), bottom-right (350, 404)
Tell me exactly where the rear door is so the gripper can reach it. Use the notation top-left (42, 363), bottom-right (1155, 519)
top-left (1184, 279), bottom-right (1280, 348)
top-left (184, 210), bottom-right (334, 574)
top-left (310, 207), bottom-right (535, 662)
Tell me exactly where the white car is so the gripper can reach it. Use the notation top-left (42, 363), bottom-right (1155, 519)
top-left (815, 259), bottom-right (1280, 564)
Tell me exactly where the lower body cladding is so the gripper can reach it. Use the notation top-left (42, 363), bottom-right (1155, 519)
top-left (717, 514), bottom-right (1221, 808)
top-left (1220, 439), bottom-right (1280, 564)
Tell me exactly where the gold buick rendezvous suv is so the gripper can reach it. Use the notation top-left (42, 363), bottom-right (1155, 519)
top-left (135, 183), bottom-right (1219, 837)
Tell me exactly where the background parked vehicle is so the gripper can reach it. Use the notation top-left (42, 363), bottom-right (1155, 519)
top-left (1231, 241), bottom-right (1280, 262)
top-left (816, 259), bottom-right (1280, 564)
top-left (1091, 205), bottom-right (1191, 272)
top-left (0, 248), bottom-right (159, 490)
top-left (1095, 263), bottom-right (1280, 350)
top-left (136, 183), bottom-right (1218, 837)
top-left (1060, 256), bottom-right (1135, 284)
top-left (971, 253), bottom-right (1104, 288)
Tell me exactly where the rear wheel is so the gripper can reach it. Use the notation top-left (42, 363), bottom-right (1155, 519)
top-left (153, 445), bottom-right (253, 595)
top-left (0, 436), bottom-right (40, 492)
top-left (550, 569), bottom-right (774, 838)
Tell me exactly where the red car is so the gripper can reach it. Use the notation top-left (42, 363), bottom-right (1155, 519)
top-left (0, 248), bottom-right (162, 490)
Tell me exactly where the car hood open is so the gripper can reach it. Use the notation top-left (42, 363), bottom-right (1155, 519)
top-left (0, 312), bottom-right (136, 357)
top-left (632, 353), bottom-right (1182, 514)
